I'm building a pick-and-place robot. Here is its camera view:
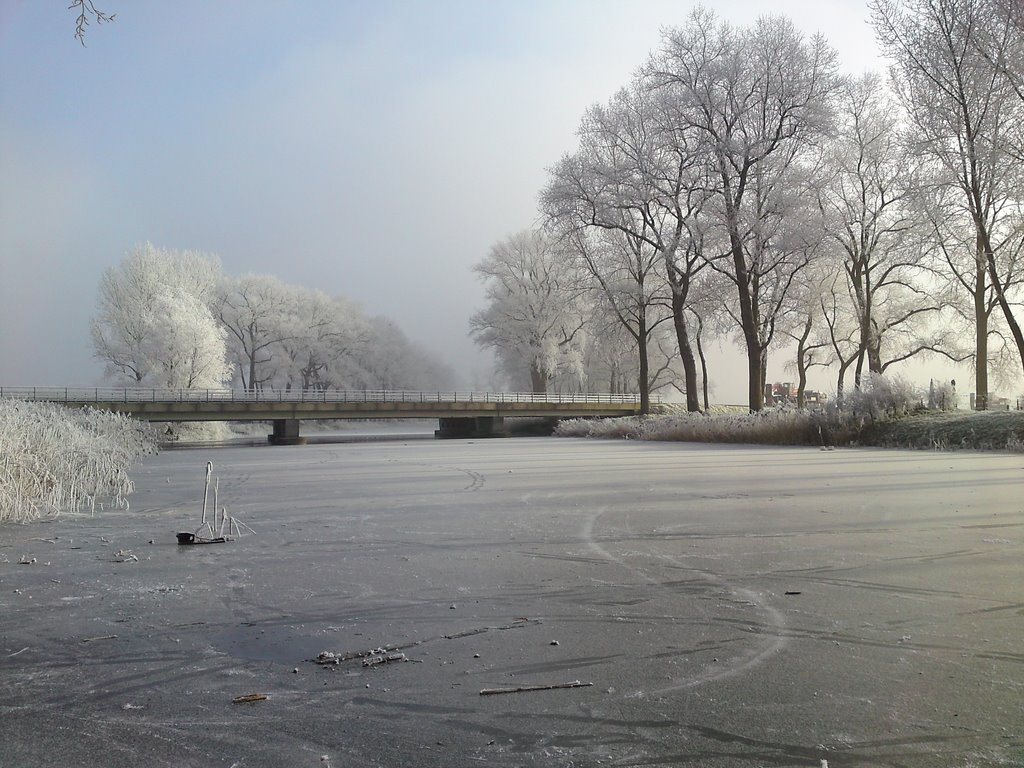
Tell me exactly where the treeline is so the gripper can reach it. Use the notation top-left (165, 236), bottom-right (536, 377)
top-left (471, 1), bottom-right (1024, 411)
top-left (92, 243), bottom-right (454, 392)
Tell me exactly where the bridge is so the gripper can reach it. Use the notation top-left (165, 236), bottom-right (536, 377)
top-left (2, 387), bottom-right (652, 444)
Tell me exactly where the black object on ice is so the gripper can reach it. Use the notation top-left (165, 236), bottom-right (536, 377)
top-left (176, 532), bottom-right (226, 545)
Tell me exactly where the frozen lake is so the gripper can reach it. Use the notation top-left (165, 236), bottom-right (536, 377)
top-left (1, 437), bottom-right (1022, 766)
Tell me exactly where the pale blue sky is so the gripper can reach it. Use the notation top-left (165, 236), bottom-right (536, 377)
top-left (1, 1), bottom-right (897, 397)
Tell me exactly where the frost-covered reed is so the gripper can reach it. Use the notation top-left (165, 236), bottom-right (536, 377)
top-left (0, 400), bottom-right (157, 523)
top-left (555, 407), bottom-right (862, 446)
top-left (556, 374), bottom-right (928, 446)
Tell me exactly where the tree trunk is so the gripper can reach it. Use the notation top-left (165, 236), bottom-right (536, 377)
top-left (836, 357), bottom-right (855, 408)
top-left (670, 290), bottom-right (701, 411)
top-left (854, 345), bottom-right (866, 388)
top-left (695, 318), bottom-right (710, 412)
top-left (758, 346), bottom-right (768, 409)
top-left (637, 312), bottom-right (650, 414)
top-left (975, 233), bottom-right (989, 410)
top-left (982, 230), bottom-right (1024, 387)
top-left (720, 162), bottom-right (763, 411)
top-left (867, 344), bottom-right (882, 375)
top-left (867, 318), bottom-right (882, 375)
top-left (796, 316), bottom-right (812, 409)
top-left (738, 275), bottom-right (763, 411)
top-left (529, 362), bottom-right (547, 395)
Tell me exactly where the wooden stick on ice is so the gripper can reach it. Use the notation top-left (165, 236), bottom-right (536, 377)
top-left (479, 681), bottom-right (592, 696)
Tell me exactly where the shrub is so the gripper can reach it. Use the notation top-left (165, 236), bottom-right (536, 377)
top-left (843, 372), bottom-right (923, 420)
top-left (157, 420), bottom-right (233, 443)
top-left (0, 399), bottom-right (157, 523)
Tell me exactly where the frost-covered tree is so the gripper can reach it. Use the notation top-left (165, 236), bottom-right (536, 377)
top-left (919, 181), bottom-right (1019, 392)
top-left (562, 223), bottom-right (672, 413)
top-left (543, 81), bottom-right (712, 411)
top-left (147, 292), bottom-right (233, 389)
top-left (470, 230), bottom-right (586, 394)
top-left (91, 243), bottom-right (230, 390)
top-left (820, 74), bottom-right (942, 381)
top-left (356, 316), bottom-right (455, 391)
top-left (217, 278), bottom-right (451, 393)
top-left (779, 265), bottom-right (835, 408)
top-left (872, 0), bottom-right (1024, 406)
top-left (647, 9), bottom-right (840, 410)
top-left (274, 290), bottom-right (370, 391)
top-left (216, 274), bottom-right (298, 391)
top-left (93, 243), bottom-right (452, 396)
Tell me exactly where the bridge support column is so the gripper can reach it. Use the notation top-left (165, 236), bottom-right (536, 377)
top-left (269, 419), bottom-right (307, 446)
top-left (435, 416), bottom-right (507, 439)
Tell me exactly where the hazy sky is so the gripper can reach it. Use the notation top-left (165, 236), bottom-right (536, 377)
top-left (1, 0), bottom-right (920, 400)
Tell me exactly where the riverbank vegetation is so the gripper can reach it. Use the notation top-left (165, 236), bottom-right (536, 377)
top-left (0, 400), bottom-right (156, 523)
top-left (556, 371), bottom-right (1024, 450)
top-left (557, 409), bottom-right (1024, 452)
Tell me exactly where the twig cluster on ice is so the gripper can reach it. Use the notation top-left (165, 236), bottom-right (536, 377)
top-left (184, 461), bottom-right (254, 542)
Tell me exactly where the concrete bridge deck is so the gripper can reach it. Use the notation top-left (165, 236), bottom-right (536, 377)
top-left (2, 387), bottom-right (651, 443)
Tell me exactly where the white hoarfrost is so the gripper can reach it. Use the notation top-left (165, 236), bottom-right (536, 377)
top-left (91, 242), bottom-right (232, 390)
top-left (0, 400), bottom-right (157, 523)
top-left (470, 229), bottom-right (589, 394)
top-left (147, 291), bottom-right (233, 390)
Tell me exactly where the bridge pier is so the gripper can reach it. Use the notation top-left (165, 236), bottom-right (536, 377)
top-left (268, 419), bottom-right (307, 446)
top-left (435, 416), bottom-right (508, 439)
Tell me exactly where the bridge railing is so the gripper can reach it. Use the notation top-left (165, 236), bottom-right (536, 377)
top-left (0, 387), bottom-right (658, 406)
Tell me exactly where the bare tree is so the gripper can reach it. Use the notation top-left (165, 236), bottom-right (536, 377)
top-left (216, 274), bottom-right (298, 392)
top-left (69, 1), bottom-right (115, 45)
top-left (813, 268), bottom-right (862, 404)
top-left (543, 82), bottom-right (714, 411)
top-left (355, 316), bottom-right (454, 391)
top-left (779, 265), bottom-right (836, 407)
top-left (971, 0), bottom-right (1024, 124)
top-left (920, 181), bottom-right (1018, 384)
top-left (820, 74), bottom-right (949, 383)
top-left (647, 9), bottom-right (840, 410)
top-left (577, 292), bottom-right (682, 398)
top-left (277, 291), bottom-right (371, 392)
top-left (873, 0), bottom-right (1024, 406)
top-left (564, 223), bottom-right (672, 414)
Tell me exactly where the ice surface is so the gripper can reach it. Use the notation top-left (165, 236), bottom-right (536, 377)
top-left (1, 438), bottom-right (1022, 766)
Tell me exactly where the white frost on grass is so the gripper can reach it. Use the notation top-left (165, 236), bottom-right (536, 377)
top-left (555, 409), bottom-right (861, 446)
top-left (0, 399), bottom-right (156, 523)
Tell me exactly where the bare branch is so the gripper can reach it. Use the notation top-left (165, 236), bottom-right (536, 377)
top-left (69, 0), bottom-right (115, 46)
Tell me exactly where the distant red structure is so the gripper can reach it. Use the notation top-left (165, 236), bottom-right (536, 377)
top-left (764, 382), bottom-right (828, 406)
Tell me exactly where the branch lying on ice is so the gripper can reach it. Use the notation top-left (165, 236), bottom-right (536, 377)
top-left (479, 681), bottom-right (593, 696)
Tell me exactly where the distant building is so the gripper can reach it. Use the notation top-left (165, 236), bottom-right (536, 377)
top-left (765, 382), bottom-right (828, 406)
top-left (970, 392), bottom-right (1013, 410)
